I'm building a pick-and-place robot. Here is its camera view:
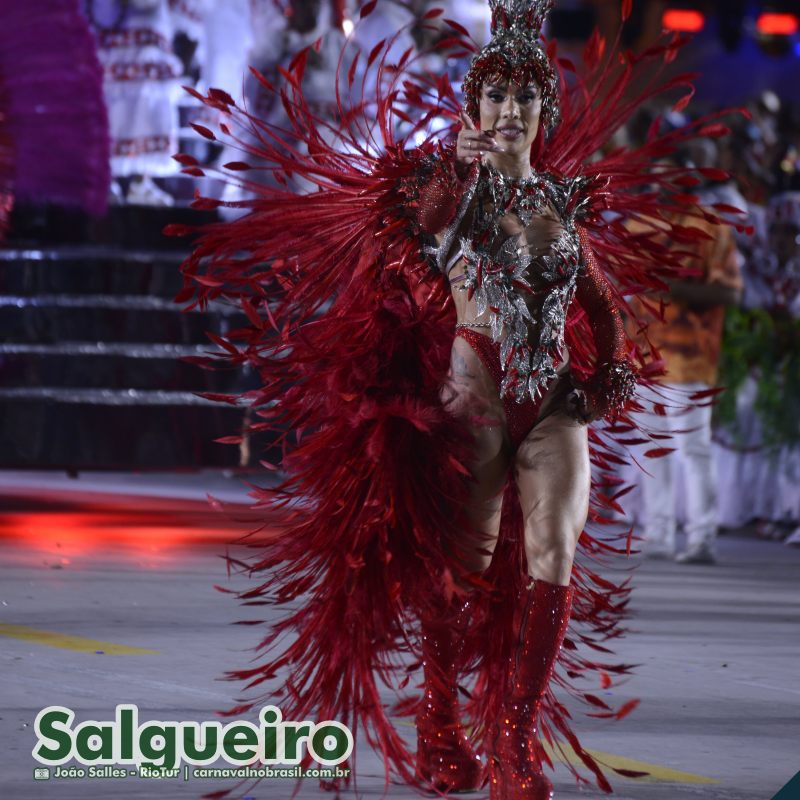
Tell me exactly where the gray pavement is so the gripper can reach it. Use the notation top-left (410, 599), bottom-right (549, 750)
top-left (0, 479), bottom-right (798, 800)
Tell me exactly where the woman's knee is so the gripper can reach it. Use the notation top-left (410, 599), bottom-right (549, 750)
top-left (523, 517), bottom-right (580, 584)
top-left (525, 532), bottom-right (577, 585)
top-left (524, 512), bottom-right (583, 562)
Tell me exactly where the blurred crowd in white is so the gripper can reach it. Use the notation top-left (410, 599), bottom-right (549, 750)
top-left (82, 0), bottom-right (490, 203)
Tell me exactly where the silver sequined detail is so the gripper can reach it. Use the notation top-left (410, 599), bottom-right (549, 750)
top-left (489, 0), bottom-right (553, 37)
top-left (436, 161), bottom-right (592, 404)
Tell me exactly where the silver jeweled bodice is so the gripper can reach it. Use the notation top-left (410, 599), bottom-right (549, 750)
top-left (429, 161), bottom-right (591, 404)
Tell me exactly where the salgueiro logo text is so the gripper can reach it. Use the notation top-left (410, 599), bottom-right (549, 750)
top-left (33, 704), bottom-right (353, 771)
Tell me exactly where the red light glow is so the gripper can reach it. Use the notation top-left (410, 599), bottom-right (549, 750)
top-left (757, 13), bottom-right (799, 36)
top-left (662, 9), bottom-right (706, 33)
top-left (0, 493), bottom-right (283, 568)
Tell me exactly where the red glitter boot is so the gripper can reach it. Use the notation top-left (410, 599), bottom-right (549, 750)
top-left (415, 596), bottom-right (483, 792)
top-left (489, 580), bottom-right (574, 800)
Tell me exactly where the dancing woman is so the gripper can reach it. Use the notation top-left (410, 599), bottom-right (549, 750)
top-left (173, 0), bottom-right (737, 796)
top-left (407, 5), bottom-right (636, 797)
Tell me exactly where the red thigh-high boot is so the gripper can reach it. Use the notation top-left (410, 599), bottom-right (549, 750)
top-left (489, 580), bottom-right (574, 800)
top-left (416, 595), bottom-right (483, 792)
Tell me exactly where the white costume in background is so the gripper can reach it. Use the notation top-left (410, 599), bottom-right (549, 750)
top-left (627, 197), bottom-right (743, 563)
top-left (199, 0), bottom-right (253, 104)
top-left (88, 0), bottom-right (207, 177)
top-left (636, 383), bottom-right (718, 556)
top-left (351, 2), bottom-right (415, 67)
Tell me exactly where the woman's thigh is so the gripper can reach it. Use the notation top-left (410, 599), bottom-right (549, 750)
top-left (441, 336), bottom-right (509, 474)
top-left (514, 412), bottom-right (590, 576)
top-left (441, 337), bottom-right (511, 569)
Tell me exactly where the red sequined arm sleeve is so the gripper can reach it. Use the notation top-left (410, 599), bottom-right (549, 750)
top-left (404, 153), bottom-right (465, 235)
top-left (574, 226), bottom-right (638, 417)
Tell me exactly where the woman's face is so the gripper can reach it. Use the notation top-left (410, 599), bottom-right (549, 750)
top-left (479, 80), bottom-right (542, 155)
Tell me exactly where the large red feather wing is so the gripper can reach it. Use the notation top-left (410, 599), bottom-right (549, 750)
top-left (169, 43), bottom-right (481, 789)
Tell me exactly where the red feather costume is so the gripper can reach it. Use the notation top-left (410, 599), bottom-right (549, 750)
top-left (168, 1), bottom-right (746, 795)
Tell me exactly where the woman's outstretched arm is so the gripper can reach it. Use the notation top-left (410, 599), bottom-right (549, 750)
top-left (573, 225), bottom-right (638, 418)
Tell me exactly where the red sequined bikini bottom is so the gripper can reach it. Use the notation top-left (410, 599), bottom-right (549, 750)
top-left (454, 327), bottom-right (572, 450)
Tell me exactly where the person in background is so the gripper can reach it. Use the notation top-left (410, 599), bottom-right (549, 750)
top-left (85, 0), bottom-right (207, 205)
top-left (751, 193), bottom-right (800, 544)
top-left (631, 180), bottom-right (743, 564)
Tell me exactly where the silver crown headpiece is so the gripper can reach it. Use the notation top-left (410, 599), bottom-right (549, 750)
top-left (488, 0), bottom-right (554, 38)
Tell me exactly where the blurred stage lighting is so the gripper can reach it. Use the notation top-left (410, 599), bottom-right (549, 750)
top-left (756, 9), bottom-right (798, 56)
top-left (662, 9), bottom-right (706, 33)
top-left (757, 12), bottom-right (799, 36)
